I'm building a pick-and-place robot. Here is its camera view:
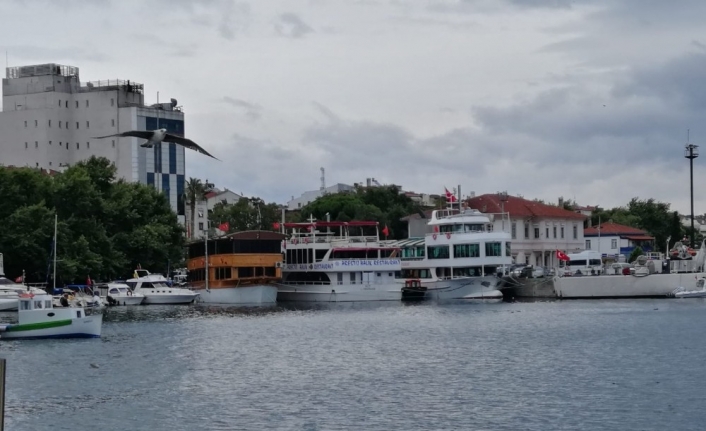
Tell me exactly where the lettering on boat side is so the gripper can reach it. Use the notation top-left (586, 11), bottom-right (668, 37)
top-left (338, 259), bottom-right (401, 267)
top-left (285, 259), bottom-right (400, 271)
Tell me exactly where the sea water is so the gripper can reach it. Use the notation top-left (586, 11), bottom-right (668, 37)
top-left (2, 299), bottom-right (706, 430)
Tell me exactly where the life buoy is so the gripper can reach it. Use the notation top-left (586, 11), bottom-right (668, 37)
top-left (432, 233), bottom-right (437, 240)
top-left (446, 233), bottom-right (451, 239)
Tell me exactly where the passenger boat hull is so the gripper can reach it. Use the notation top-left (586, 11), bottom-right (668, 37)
top-left (0, 314), bottom-right (102, 339)
top-left (195, 285), bottom-right (278, 304)
top-left (277, 283), bottom-right (402, 302)
top-left (0, 298), bottom-right (18, 311)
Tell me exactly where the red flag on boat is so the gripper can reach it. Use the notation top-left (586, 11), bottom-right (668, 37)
top-left (307, 225), bottom-right (314, 232)
top-left (434, 225), bottom-right (439, 233)
top-left (219, 221), bottom-right (230, 232)
top-left (556, 250), bottom-right (570, 261)
top-left (273, 222), bottom-right (281, 230)
top-left (86, 275), bottom-right (92, 286)
top-left (14, 276), bottom-right (22, 283)
top-left (444, 187), bottom-right (458, 203)
top-left (382, 225), bottom-right (390, 237)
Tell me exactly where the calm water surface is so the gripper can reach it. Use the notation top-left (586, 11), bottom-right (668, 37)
top-left (2, 299), bottom-right (706, 431)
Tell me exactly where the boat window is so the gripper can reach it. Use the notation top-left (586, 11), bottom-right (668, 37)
top-left (265, 267), bottom-right (276, 277)
top-left (109, 288), bottom-right (119, 294)
top-left (215, 267), bottom-right (232, 280)
top-left (45, 300), bottom-right (52, 308)
top-left (350, 272), bottom-right (356, 284)
top-left (453, 244), bottom-right (480, 258)
top-left (239, 267), bottom-right (254, 278)
top-left (20, 301), bottom-right (30, 310)
top-left (125, 282), bottom-right (137, 289)
top-left (465, 224), bottom-right (484, 232)
top-left (34, 300), bottom-right (42, 309)
top-left (485, 242), bottom-right (502, 257)
top-left (396, 269), bottom-right (431, 279)
top-left (453, 267), bottom-right (482, 277)
top-left (152, 282), bottom-right (169, 288)
top-left (77, 310), bottom-right (82, 318)
top-left (505, 242), bottom-right (512, 257)
top-left (141, 282), bottom-right (154, 288)
top-left (427, 245), bottom-right (450, 259)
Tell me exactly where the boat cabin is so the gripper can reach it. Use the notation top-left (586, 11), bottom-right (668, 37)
top-left (17, 293), bottom-right (85, 323)
top-left (187, 230), bottom-right (285, 288)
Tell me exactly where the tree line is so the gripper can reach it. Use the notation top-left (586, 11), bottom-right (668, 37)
top-left (0, 157), bottom-right (184, 285)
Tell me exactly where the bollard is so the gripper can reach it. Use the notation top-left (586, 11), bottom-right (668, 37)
top-left (0, 358), bottom-right (5, 431)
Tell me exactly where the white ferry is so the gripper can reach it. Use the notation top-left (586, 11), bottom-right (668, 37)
top-left (277, 219), bottom-right (403, 302)
top-left (388, 206), bottom-right (512, 300)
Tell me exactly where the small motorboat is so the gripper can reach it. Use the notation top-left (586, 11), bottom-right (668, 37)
top-left (0, 292), bottom-right (102, 339)
top-left (99, 282), bottom-right (145, 306)
top-left (671, 276), bottom-right (706, 298)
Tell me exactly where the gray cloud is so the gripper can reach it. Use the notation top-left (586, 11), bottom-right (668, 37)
top-left (275, 13), bottom-right (314, 39)
top-left (3, 45), bottom-right (108, 63)
top-left (222, 97), bottom-right (262, 121)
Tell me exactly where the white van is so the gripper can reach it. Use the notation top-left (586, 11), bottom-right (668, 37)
top-left (560, 250), bottom-right (603, 276)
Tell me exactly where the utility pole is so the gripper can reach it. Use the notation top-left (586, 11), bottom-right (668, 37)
top-left (685, 131), bottom-right (699, 247)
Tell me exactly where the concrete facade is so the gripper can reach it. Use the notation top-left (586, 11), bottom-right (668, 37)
top-left (0, 63), bottom-right (185, 220)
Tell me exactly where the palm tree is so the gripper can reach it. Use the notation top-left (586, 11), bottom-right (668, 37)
top-left (185, 177), bottom-right (205, 239)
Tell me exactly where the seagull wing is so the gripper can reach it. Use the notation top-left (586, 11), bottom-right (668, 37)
top-left (163, 133), bottom-right (220, 160)
top-left (93, 130), bottom-right (155, 140)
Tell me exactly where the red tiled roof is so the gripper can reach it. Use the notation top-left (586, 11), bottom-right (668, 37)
top-left (584, 222), bottom-right (651, 237)
top-left (466, 194), bottom-right (586, 220)
top-left (204, 191), bottom-right (218, 199)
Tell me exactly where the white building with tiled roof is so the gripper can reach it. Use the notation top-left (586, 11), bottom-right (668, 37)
top-left (583, 222), bottom-right (654, 259)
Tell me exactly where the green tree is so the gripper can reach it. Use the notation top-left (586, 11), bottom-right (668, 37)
top-left (185, 177), bottom-right (205, 239)
top-left (629, 246), bottom-right (644, 263)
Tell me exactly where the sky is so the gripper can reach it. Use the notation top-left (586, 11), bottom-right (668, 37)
top-left (2, 0), bottom-right (705, 214)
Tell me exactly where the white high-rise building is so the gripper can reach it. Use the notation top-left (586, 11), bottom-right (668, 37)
top-left (0, 63), bottom-right (186, 221)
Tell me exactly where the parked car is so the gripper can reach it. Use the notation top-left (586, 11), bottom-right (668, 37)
top-left (531, 266), bottom-right (546, 278)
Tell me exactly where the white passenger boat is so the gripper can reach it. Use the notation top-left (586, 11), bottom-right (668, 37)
top-left (388, 204), bottom-right (512, 300)
top-left (277, 219), bottom-right (404, 302)
top-left (0, 292), bottom-right (102, 339)
top-left (126, 269), bottom-right (199, 304)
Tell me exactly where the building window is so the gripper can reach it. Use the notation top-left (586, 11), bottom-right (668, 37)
top-left (524, 224), bottom-right (529, 239)
top-left (111, 119), bottom-right (115, 127)
top-left (35, 141), bottom-right (38, 148)
top-left (48, 120), bottom-right (52, 127)
top-left (59, 141), bottom-right (62, 147)
top-left (561, 227), bottom-right (565, 239)
top-left (505, 242), bottom-right (511, 257)
top-left (87, 142), bottom-right (90, 149)
top-left (75, 101), bottom-right (79, 108)
top-left (59, 121), bottom-right (62, 129)
top-left (49, 162), bottom-right (52, 166)
top-left (534, 227), bottom-right (540, 239)
top-left (112, 140), bottom-right (115, 148)
top-left (586, 240), bottom-right (591, 249)
top-left (24, 120), bottom-right (27, 128)
top-left (111, 98), bottom-right (115, 107)
top-left (546, 227), bottom-right (549, 238)
top-left (511, 223), bottom-right (516, 239)
top-left (573, 225), bottom-right (578, 239)
top-left (86, 100), bottom-right (89, 108)
top-left (65, 101), bottom-right (68, 108)
top-left (198, 211), bottom-right (204, 218)
top-left (24, 142), bottom-right (28, 149)
top-left (198, 222), bottom-right (204, 230)
top-left (611, 239), bottom-right (618, 249)
top-left (34, 120), bottom-right (38, 127)
top-left (86, 121), bottom-right (89, 129)
top-left (49, 141), bottom-right (52, 145)
top-left (76, 122), bottom-right (79, 129)
top-left (553, 226), bottom-right (557, 238)
top-left (76, 142), bottom-right (79, 149)
top-left (58, 99), bottom-right (61, 107)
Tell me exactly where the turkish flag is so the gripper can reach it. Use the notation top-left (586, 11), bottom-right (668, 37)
top-left (272, 222), bottom-right (281, 230)
top-left (219, 222), bottom-right (230, 232)
top-left (444, 187), bottom-right (458, 203)
top-left (556, 250), bottom-right (570, 261)
top-left (86, 275), bottom-right (92, 286)
top-left (15, 276), bottom-right (22, 283)
top-left (382, 225), bottom-right (390, 237)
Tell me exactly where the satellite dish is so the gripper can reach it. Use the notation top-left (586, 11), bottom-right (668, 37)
top-left (171, 98), bottom-right (177, 107)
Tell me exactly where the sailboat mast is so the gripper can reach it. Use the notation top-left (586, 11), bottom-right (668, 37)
top-left (53, 213), bottom-right (57, 290)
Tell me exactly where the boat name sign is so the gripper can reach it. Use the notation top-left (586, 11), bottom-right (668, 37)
top-left (285, 259), bottom-right (401, 271)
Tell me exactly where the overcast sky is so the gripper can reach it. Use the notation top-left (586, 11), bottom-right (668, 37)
top-left (2, 0), bottom-right (705, 214)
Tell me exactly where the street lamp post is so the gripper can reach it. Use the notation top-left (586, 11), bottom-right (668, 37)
top-left (685, 140), bottom-right (699, 246)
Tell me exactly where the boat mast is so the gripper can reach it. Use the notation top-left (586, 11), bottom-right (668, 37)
top-left (53, 213), bottom-right (57, 291)
top-left (204, 222), bottom-right (209, 291)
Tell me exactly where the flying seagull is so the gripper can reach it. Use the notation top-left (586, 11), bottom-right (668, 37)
top-left (94, 128), bottom-right (219, 160)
